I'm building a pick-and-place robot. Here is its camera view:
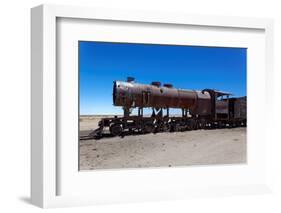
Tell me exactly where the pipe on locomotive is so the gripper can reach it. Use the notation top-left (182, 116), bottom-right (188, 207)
top-left (113, 77), bottom-right (212, 116)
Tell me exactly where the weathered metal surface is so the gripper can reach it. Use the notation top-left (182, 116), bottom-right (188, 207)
top-left (234, 96), bottom-right (247, 119)
top-left (216, 100), bottom-right (229, 114)
top-left (81, 78), bottom-right (246, 139)
top-left (113, 80), bottom-right (211, 115)
top-left (194, 90), bottom-right (211, 115)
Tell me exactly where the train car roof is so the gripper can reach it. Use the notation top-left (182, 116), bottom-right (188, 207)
top-left (213, 90), bottom-right (233, 96)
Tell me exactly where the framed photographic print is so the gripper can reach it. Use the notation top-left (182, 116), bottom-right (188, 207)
top-left (31, 4), bottom-right (274, 208)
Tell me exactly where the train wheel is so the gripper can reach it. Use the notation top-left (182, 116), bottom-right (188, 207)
top-left (170, 123), bottom-right (175, 132)
top-left (162, 123), bottom-right (170, 132)
top-left (143, 123), bottom-right (154, 133)
top-left (191, 120), bottom-right (198, 130)
top-left (185, 120), bottom-right (191, 130)
top-left (227, 122), bottom-right (233, 128)
top-left (110, 124), bottom-right (123, 136)
top-left (198, 119), bottom-right (206, 129)
top-left (174, 123), bottom-right (181, 132)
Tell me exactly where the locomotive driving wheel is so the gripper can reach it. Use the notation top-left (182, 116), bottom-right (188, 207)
top-left (198, 119), bottom-right (206, 129)
top-left (172, 123), bottom-right (181, 132)
top-left (143, 123), bottom-right (154, 133)
top-left (110, 124), bottom-right (123, 136)
top-left (162, 123), bottom-right (170, 132)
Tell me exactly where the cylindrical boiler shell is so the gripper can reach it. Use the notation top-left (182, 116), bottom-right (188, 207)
top-left (113, 81), bottom-right (211, 115)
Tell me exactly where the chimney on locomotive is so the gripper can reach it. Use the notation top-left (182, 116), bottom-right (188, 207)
top-left (151, 81), bottom-right (161, 87)
top-left (127, 76), bottom-right (135, 82)
top-left (163, 83), bottom-right (173, 88)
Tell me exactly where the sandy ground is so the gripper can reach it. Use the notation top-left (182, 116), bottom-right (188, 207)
top-left (79, 116), bottom-right (246, 170)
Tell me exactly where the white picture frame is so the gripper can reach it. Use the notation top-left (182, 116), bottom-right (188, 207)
top-left (31, 4), bottom-right (274, 208)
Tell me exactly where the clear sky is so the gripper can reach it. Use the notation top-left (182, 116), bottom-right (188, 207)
top-left (79, 41), bottom-right (246, 115)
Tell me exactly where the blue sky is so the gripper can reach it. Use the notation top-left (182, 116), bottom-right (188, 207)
top-left (79, 41), bottom-right (246, 115)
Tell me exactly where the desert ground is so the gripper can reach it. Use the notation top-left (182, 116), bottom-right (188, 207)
top-left (79, 115), bottom-right (246, 170)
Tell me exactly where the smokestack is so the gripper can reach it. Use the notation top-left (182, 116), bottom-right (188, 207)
top-left (151, 81), bottom-right (161, 87)
top-left (163, 83), bottom-right (173, 88)
top-left (127, 77), bottom-right (135, 82)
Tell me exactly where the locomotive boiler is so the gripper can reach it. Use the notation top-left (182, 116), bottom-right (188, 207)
top-left (82, 77), bottom-right (247, 139)
top-left (113, 78), bottom-right (211, 117)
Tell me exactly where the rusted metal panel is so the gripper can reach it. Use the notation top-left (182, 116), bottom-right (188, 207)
top-left (194, 91), bottom-right (211, 115)
top-left (216, 100), bottom-right (229, 114)
top-left (234, 96), bottom-right (247, 119)
top-left (113, 80), bottom-right (211, 112)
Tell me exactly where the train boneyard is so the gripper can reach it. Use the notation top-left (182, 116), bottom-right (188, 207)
top-left (81, 77), bottom-right (246, 140)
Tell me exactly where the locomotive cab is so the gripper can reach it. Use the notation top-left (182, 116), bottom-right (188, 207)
top-left (216, 94), bottom-right (230, 120)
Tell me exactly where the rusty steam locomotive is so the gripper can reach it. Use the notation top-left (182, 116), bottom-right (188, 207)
top-left (83, 77), bottom-right (246, 139)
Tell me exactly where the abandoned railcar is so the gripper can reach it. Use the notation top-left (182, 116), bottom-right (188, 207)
top-left (82, 77), bottom-right (246, 139)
